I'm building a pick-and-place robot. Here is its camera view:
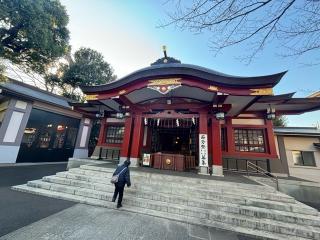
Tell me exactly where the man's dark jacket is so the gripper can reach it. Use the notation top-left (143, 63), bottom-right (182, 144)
top-left (113, 163), bottom-right (131, 188)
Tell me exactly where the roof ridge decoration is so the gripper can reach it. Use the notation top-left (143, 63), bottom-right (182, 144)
top-left (151, 46), bottom-right (181, 65)
top-left (147, 78), bottom-right (182, 95)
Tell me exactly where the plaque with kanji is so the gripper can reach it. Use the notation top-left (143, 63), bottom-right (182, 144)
top-left (199, 134), bottom-right (208, 167)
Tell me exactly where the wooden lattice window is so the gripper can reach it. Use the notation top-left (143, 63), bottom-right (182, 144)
top-left (105, 125), bottom-right (124, 144)
top-left (234, 129), bottom-right (266, 153)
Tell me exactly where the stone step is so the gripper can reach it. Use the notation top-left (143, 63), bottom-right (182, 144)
top-left (16, 181), bottom-right (320, 240)
top-left (79, 165), bottom-right (275, 191)
top-left (46, 174), bottom-right (318, 217)
top-left (11, 184), bottom-right (305, 240)
top-left (55, 171), bottom-right (317, 215)
top-left (64, 170), bottom-right (295, 204)
top-left (42, 175), bottom-right (320, 227)
top-left (71, 167), bottom-right (279, 195)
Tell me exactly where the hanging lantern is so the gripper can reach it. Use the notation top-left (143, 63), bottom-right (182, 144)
top-left (176, 119), bottom-right (179, 127)
top-left (157, 118), bottom-right (160, 126)
top-left (192, 116), bottom-right (195, 125)
top-left (215, 112), bottom-right (225, 120)
top-left (144, 117), bottom-right (148, 125)
top-left (266, 105), bottom-right (276, 120)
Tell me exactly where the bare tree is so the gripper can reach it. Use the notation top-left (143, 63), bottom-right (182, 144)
top-left (161, 0), bottom-right (320, 62)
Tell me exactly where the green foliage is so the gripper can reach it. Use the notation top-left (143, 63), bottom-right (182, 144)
top-left (62, 47), bottom-right (116, 87)
top-left (0, 0), bottom-right (70, 73)
top-left (273, 116), bottom-right (287, 127)
top-left (0, 62), bottom-right (6, 82)
top-left (46, 47), bottom-right (116, 101)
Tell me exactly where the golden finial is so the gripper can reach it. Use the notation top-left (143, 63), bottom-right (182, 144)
top-left (162, 45), bottom-right (168, 62)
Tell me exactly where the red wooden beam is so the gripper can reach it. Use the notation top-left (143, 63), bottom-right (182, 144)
top-left (142, 110), bottom-right (200, 119)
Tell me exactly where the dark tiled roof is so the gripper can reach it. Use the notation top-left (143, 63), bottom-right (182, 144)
top-left (0, 78), bottom-right (75, 109)
top-left (81, 63), bottom-right (287, 93)
top-left (274, 127), bottom-right (320, 136)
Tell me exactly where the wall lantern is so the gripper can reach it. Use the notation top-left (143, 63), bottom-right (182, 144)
top-left (116, 112), bottom-right (124, 119)
top-left (124, 112), bottom-right (131, 117)
top-left (266, 105), bottom-right (276, 120)
top-left (95, 110), bottom-right (105, 119)
top-left (215, 112), bottom-right (225, 120)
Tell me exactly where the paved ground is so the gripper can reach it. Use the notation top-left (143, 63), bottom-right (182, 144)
top-left (0, 204), bottom-right (257, 240)
top-left (0, 163), bottom-right (75, 237)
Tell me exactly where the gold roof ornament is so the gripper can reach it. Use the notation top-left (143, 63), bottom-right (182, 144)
top-left (85, 94), bottom-right (98, 101)
top-left (250, 88), bottom-right (273, 95)
top-left (148, 78), bottom-right (182, 86)
top-left (118, 90), bottom-right (126, 95)
top-left (208, 85), bottom-right (219, 92)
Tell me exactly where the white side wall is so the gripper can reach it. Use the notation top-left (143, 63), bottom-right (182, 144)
top-left (283, 136), bottom-right (320, 182)
top-left (0, 145), bottom-right (20, 163)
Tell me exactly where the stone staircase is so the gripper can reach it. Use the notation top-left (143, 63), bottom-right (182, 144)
top-left (12, 164), bottom-right (320, 240)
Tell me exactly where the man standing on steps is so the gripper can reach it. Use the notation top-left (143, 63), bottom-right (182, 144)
top-left (112, 160), bottom-right (131, 208)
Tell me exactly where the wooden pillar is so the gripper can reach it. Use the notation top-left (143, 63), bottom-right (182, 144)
top-left (226, 117), bottom-right (235, 154)
top-left (211, 118), bottom-right (223, 176)
top-left (119, 116), bottom-right (133, 164)
top-left (198, 112), bottom-right (209, 174)
top-left (129, 114), bottom-right (143, 167)
top-left (265, 120), bottom-right (278, 158)
top-left (97, 118), bottom-right (106, 145)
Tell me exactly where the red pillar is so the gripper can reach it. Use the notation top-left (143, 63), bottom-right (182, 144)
top-left (211, 118), bottom-right (223, 176)
top-left (198, 112), bottom-right (209, 174)
top-left (120, 116), bottom-right (133, 163)
top-left (266, 120), bottom-right (278, 158)
top-left (97, 118), bottom-right (106, 145)
top-left (226, 117), bottom-right (235, 154)
top-left (129, 114), bottom-right (143, 166)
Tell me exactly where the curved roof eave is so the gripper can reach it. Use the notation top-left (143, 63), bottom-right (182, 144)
top-left (80, 63), bottom-right (287, 93)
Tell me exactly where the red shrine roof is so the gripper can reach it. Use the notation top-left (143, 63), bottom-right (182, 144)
top-left (81, 63), bottom-right (286, 93)
top-left (75, 60), bottom-right (320, 118)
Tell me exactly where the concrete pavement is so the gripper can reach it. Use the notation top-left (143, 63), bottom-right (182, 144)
top-left (0, 204), bottom-right (256, 240)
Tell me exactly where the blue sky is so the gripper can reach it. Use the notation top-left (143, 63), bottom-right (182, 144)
top-left (60, 0), bottom-right (320, 127)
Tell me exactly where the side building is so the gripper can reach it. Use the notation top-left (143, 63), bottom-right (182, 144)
top-left (274, 127), bottom-right (320, 182)
top-left (0, 79), bottom-right (92, 164)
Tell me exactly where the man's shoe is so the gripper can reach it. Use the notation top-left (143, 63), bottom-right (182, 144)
top-left (116, 204), bottom-right (122, 208)
top-left (111, 198), bottom-right (116, 202)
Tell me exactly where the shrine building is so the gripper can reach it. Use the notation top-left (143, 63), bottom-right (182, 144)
top-left (73, 52), bottom-right (320, 176)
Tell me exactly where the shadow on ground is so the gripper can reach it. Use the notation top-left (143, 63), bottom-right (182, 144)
top-left (0, 163), bottom-right (75, 237)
